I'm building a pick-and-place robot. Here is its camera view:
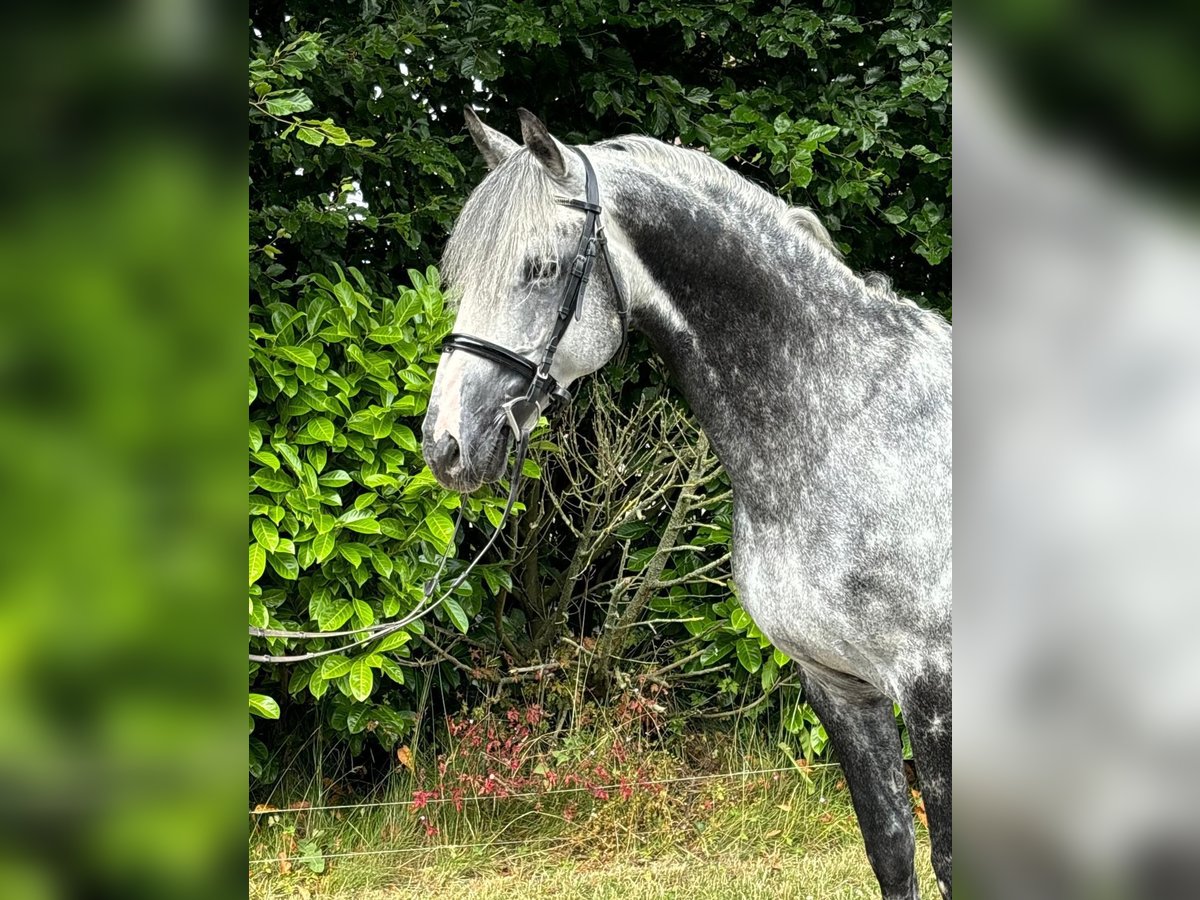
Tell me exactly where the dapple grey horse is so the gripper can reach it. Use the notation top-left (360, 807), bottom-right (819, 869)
top-left (422, 108), bottom-right (952, 899)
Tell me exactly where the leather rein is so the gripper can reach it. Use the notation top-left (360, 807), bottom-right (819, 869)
top-left (250, 147), bottom-right (627, 664)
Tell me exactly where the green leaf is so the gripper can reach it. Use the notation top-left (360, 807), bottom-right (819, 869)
top-left (296, 126), bottom-right (325, 146)
top-left (442, 597), bottom-right (470, 634)
top-left (761, 657), bottom-right (779, 692)
top-left (353, 598), bottom-right (375, 626)
top-left (370, 549), bottom-right (394, 578)
top-left (333, 282), bottom-right (356, 316)
top-left (297, 540), bottom-right (315, 570)
top-left (348, 657), bottom-right (374, 701)
top-left (318, 470), bottom-right (352, 487)
top-left (249, 596), bottom-right (269, 629)
top-left (627, 546), bottom-right (657, 572)
top-left (253, 469), bottom-right (294, 493)
top-left (424, 511), bottom-right (455, 549)
top-left (901, 73), bottom-right (949, 102)
top-left (249, 422), bottom-right (263, 452)
top-left (263, 90), bottom-right (314, 116)
top-left (249, 693), bottom-right (280, 719)
top-left (773, 648), bottom-right (791, 667)
top-left (318, 599), bottom-right (354, 631)
top-left (808, 124), bottom-right (840, 143)
top-left (379, 656), bottom-right (406, 684)
top-left (311, 531), bottom-right (336, 563)
top-left (368, 325), bottom-right (408, 344)
top-left (249, 543), bottom-right (267, 586)
top-left (252, 449), bottom-right (281, 471)
top-left (320, 655), bottom-right (352, 679)
top-left (268, 551), bottom-right (299, 580)
top-left (362, 473), bottom-right (398, 489)
top-left (275, 443), bottom-right (303, 476)
top-left (306, 417), bottom-right (335, 442)
top-left (484, 505), bottom-right (504, 529)
top-left (730, 608), bottom-right (751, 631)
top-left (731, 104), bottom-right (759, 124)
top-left (276, 346), bottom-right (318, 368)
top-left (391, 424), bottom-right (419, 452)
top-left (482, 567), bottom-right (512, 595)
top-left (375, 630), bottom-right (410, 653)
top-left (735, 639), bottom-right (762, 674)
top-left (308, 675), bottom-right (329, 699)
top-left (297, 841), bottom-right (325, 874)
top-left (252, 517), bottom-right (279, 552)
top-left (320, 122), bottom-right (352, 145)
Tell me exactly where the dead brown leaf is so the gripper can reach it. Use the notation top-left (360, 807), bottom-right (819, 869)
top-left (911, 789), bottom-right (928, 827)
top-left (396, 745), bottom-right (414, 772)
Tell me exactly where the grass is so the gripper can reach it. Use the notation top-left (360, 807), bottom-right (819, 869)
top-left (268, 850), bottom-right (935, 899)
top-left (250, 714), bottom-right (935, 899)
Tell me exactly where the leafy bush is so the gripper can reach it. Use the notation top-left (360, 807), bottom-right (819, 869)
top-left (249, 264), bottom-right (532, 774)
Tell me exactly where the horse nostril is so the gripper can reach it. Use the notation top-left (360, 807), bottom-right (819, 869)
top-left (435, 433), bottom-right (462, 472)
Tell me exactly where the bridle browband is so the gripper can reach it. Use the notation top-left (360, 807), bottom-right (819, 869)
top-left (249, 146), bottom-right (628, 665)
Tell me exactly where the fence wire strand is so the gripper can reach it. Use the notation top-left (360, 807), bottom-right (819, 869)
top-left (250, 836), bottom-right (569, 866)
top-left (249, 762), bottom-right (842, 819)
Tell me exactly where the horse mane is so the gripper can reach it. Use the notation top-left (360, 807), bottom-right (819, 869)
top-left (595, 135), bottom-right (844, 260)
top-left (596, 136), bottom-right (941, 319)
top-left (445, 132), bottom-right (932, 321)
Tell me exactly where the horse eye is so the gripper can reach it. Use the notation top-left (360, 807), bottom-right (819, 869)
top-left (521, 257), bottom-right (559, 284)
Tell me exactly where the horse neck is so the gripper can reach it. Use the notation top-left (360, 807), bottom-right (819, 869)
top-left (608, 168), bottom-right (872, 503)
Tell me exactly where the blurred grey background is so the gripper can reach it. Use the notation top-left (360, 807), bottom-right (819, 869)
top-left (956, 8), bottom-right (1200, 896)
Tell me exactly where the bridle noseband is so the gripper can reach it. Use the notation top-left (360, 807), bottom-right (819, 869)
top-left (249, 147), bottom-right (629, 665)
top-left (440, 146), bottom-right (629, 442)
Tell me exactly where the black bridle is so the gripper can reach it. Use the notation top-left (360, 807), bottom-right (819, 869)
top-left (441, 146), bottom-right (628, 443)
top-left (249, 147), bottom-right (627, 665)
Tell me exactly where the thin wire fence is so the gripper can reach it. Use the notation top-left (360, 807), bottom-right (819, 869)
top-left (248, 761), bottom-right (850, 869)
top-left (250, 836), bottom-right (569, 866)
top-left (249, 761), bottom-right (854, 867)
top-left (248, 762), bottom-right (841, 818)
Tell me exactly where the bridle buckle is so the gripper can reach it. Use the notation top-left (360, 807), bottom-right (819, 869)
top-left (502, 396), bottom-right (541, 441)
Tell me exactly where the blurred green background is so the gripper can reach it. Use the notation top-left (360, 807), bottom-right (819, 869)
top-left (0, 6), bottom-right (244, 900)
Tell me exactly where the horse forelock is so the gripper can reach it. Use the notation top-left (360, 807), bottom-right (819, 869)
top-left (442, 149), bottom-right (564, 311)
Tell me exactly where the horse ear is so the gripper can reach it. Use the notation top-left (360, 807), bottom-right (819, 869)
top-left (464, 107), bottom-right (518, 170)
top-left (517, 108), bottom-right (567, 179)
